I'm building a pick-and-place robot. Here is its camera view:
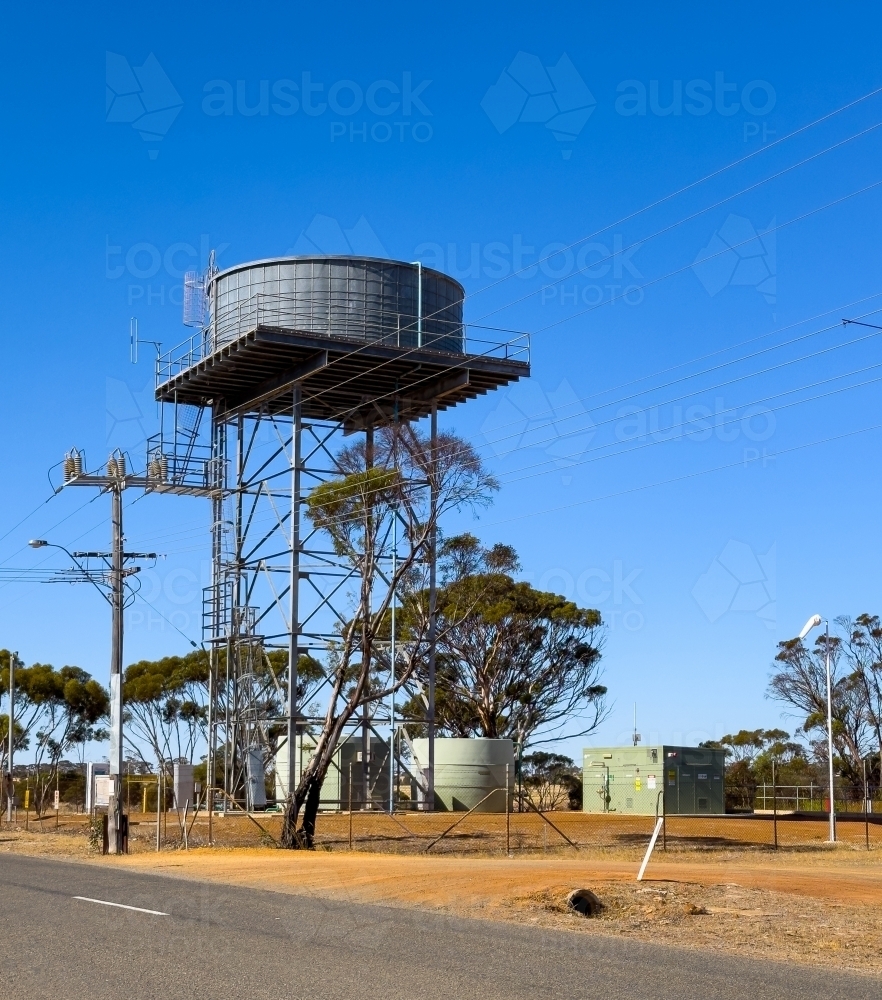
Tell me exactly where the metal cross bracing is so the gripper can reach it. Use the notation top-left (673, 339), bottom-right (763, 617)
top-left (209, 402), bottom-right (384, 810)
top-left (151, 393), bottom-right (433, 815)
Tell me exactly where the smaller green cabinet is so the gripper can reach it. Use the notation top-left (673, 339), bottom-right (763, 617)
top-left (583, 745), bottom-right (726, 815)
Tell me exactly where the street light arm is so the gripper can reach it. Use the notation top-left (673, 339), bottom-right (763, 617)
top-left (797, 614), bottom-right (823, 641)
top-left (28, 540), bottom-right (112, 606)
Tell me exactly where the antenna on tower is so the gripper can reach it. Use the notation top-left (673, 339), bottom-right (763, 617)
top-left (632, 703), bottom-right (641, 746)
top-left (129, 318), bottom-right (162, 365)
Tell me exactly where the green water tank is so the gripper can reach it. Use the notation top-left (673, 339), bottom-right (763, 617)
top-left (412, 738), bottom-right (514, 812)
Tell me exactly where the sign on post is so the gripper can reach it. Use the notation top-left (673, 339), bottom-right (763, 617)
top-left (94, 775), bottom-right (111, 808)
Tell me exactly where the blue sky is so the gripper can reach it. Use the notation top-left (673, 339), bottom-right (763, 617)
top-left (2, 2), bottom-right (882, 763)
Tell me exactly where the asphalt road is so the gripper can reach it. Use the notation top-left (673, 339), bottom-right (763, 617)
top-left (0, 853), bottom-right (876, 999)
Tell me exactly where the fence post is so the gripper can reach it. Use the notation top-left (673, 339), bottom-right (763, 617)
top-left (348, 762), bottom-right (353, 850)
top-left (772, 760), bottom-right (778, 850)
top-left (505, 763), bottom-right (510, 855)
top-left (865, 759), bottom-right (870, 852)
top-left (655, 789), bottom-right (666, 852)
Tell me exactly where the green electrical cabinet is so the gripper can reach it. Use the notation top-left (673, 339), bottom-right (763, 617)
top-left (582, 745), bottom-right (726, 815)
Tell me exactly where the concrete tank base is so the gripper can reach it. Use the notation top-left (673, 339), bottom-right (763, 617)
top-left (412, 738), bottom-right (514, 812)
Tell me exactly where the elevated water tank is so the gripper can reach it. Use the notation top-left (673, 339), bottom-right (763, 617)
top-left (412, 738), bottom-right (514, 812)
top-left (209, 256), bottom-right (464, 354)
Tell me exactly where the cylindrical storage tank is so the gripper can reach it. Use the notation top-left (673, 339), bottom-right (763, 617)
top-left (172, 762), bottom-right (195, 811)
top-left (246, 749), bottom-right (267, 810)
top-left (209, 256), bottom-right (464, 354)
top-left (411, 738), bottom-right (514, 812)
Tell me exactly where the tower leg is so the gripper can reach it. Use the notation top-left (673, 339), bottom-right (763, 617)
top-left (426, 403), bottom-right (437, 811)
top-left (286, 387), bottom-right (302, 803)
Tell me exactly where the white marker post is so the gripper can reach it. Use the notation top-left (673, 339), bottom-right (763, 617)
top-left (637, 815), bottom-right (665, 881)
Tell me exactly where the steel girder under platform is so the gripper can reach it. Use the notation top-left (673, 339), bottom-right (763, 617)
top-left (155, 325), bottom-right (529, 432)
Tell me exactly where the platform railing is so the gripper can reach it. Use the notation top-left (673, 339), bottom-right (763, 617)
top-left (156, 293), bottom-right (530, 385)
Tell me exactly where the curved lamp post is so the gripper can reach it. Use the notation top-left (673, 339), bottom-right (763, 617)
top-left (797, 614), bottom-right (836, 843)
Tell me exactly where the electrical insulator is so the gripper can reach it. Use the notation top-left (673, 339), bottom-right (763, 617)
top-left (64, 449), bottom-right (84, 482)
top-left (115, 453), bottom-right (127, 479)
top-left (148, 453), bottom-right (167, 483)
top-left (107, 456), bottom-right (118, 478)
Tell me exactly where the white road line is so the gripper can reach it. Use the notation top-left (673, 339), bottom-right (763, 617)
top-left (73, 896), bottom-right (168, 916)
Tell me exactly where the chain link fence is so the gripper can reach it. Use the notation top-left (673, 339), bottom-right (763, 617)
top-left (4, 766), bottom-right (880, 857)
top-left (113, 804), bottom-right (882, 856)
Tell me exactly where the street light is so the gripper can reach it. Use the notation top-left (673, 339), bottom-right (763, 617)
top-left (28, 536), bottom-right (154, 854)
top-left (796, 614), bottom-right (836, 843)
top-left (28, 540), bottom-right (111, 601)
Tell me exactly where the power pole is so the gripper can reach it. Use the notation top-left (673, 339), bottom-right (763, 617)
top-left (6, 651), bottom-right (15, 822)
top-left (39, 449), bottom-right (156, 853)
top-left (108, 483), bottom-right (124, 853)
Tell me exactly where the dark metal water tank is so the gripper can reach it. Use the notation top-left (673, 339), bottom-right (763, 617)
top-left (210, 256), bottom-right (464, 354)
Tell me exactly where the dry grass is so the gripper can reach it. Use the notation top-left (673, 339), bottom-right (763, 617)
top-left (41, 807), bottom-right (876, 856)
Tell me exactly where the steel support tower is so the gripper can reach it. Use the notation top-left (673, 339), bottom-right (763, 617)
top-left (149, 255), bottom-right (529, 816)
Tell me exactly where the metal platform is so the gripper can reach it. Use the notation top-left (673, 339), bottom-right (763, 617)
top-left (155, 325), bottom-right (530, 431)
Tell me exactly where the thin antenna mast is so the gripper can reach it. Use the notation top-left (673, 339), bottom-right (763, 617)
top-left (130, 317), bottom-right (162, 365)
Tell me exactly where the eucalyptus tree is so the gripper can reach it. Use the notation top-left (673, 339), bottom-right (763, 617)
top-left (398, 534), bottom-right (607, 760)
top-left (280, 424), bottom-right (498, 848)
top-left (26, 664), bottom-right (109, 813)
